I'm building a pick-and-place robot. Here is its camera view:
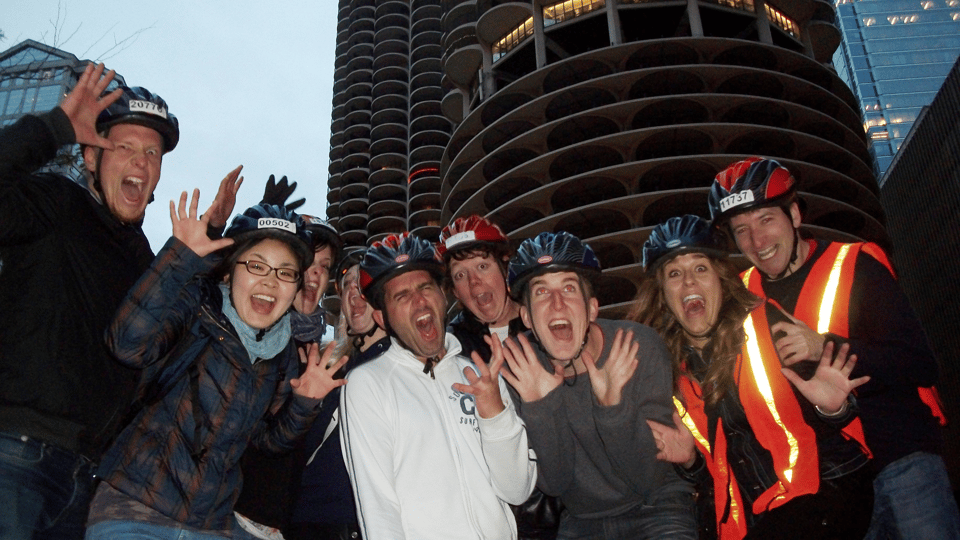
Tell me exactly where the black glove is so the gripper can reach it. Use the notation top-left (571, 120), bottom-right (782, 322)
top-left (261, 174), bottom-right (306, 211)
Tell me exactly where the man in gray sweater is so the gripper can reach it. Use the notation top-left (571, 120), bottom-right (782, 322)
top-left (500, 231), bottom-right (696, 540)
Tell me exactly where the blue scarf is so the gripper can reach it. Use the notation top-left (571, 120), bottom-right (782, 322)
top-left (219, 283), bottom-right (292, 364)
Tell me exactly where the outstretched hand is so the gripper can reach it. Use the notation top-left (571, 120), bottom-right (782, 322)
top-left (647, 412), bottom-right (698, 467)
top-left (262, 174), bottom-right (306, 211)
top-left (205, 165), bottom-right (244, 229)
top-left (771, 305), bottom-right (826, 366)
top-left (583, 328), bottom-right (638, 406)
top-left (170, 189), bottom-right (234, 257)
top-left (499, 333), bottom-right (563, 403)
top-left (292, 342), bottom-right (349, 399)
top-left (781, 341), bottom-right (869, 414)
top-left (60, 63), bottom-right (123, 149)
top-left (452, 337), bottom-right (507, 419)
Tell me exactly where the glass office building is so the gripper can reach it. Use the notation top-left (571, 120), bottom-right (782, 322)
top-left (0, 39), bottom-right (125, 180)
top-left (833, 0), bottom-right (960, 181)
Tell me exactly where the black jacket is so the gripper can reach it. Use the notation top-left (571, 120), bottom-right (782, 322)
top-left (0, 109), bottom-right (153, 458)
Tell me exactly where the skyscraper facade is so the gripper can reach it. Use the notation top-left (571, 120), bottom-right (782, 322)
top-left (832, 0), bottom-right (960, 180)
top-left (0, 39), bottom-right (126, 180)
top-left (326, 0), bottom-right (450, 250)
top-left (438, 0), bottom-right (882, 316)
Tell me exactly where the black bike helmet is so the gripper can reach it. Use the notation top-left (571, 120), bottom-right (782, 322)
top-left (643, 215), bottom-right (726, 273)
top-left (302, 214), bottom-right (343, 261)
top-left (508, 231), bottom-right (601, 301)
top-left (224, 204), bottom-right (313, 273)
top-left (359, 232), bottom-right (444, 310)
top-left (96, 86), bottom-right (180, 152)
top-left (707, 157), bottom-right (796, 227)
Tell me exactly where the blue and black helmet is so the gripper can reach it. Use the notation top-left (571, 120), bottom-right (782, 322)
top-left (96, 86), bottom-right (180, 152)
top-left (224, 204), bottom-right (313, 272)
top-left (643, 215), bottom-right (726, 273)
top-left (508, 231), bottom-right (601, 300)
top-left (359, 232), bottom-right (444, 310)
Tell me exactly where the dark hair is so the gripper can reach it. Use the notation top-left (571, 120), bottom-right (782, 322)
top-left (443, 245), bottom-right (511, 290)
top-left (629, 253), bottom-right (759, 406)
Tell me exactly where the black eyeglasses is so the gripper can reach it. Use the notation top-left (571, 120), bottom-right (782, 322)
top-left (236, 261), bottom-right (301, 283)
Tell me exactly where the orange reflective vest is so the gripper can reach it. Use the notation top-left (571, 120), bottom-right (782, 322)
top-left (675, 303), bottom-right (820, 540)
top-left (741, 241), bottom-right (946, 428)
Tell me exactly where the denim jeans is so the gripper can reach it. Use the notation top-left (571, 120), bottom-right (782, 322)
top-left (0, 431), bottom-right (97, 540)
top-left (864, 452), bottom-right (960, 540)
top-left (85, 521), bottom-right (231, 540)
top-left (557, 491), bottom-right (697, 540)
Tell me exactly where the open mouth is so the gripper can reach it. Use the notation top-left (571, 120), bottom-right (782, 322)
top-left (250, 293), bottom-right (277, 315)
top-left (120, 176), bottom-right (146, 205)
top-left (757, 245), bottom-right (777, 261)
top-left (415, 311), bottom-right (437, 340)
top-left (473, 292), bottom-right (493, 307)
top-left (682, 294), bottom-right (706, 317)
top-left (548, 318), bottom-right (574, 342)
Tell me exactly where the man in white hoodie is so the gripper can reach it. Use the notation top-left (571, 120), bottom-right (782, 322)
top-left (340, 232), bottom-right (537, 540)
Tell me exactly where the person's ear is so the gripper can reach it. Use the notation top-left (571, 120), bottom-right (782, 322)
top-left (82, 146), bottom-right (99, 174)
top-left (587, 296), bottom-right (599, 323)
top-left (373, 309), bottom-right (386, 331)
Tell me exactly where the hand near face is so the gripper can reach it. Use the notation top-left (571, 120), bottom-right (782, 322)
top-left (452, 336), bottom-right (507, 419)
top-left (60, 63), bottom-right (122, 150)
top-left (499, 333), bottom-right (563, 403)
top-left (647, 412), bottom-right (697, 468)
top-left (205, 165), bottom-right (244, 229)
top-left (292, 341), bottom-right (349, 399)
top-left (771, 305), bottom-right (826, 366)
top-left (582, 328), bottom-right (639, 407)
top-left (781, 341), bottom-right (869, 414)
top-left (170, 189), bottom-right (234, 257)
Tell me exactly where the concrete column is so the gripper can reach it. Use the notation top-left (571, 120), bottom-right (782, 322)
top-left (533, 0), bottom-right (547, 68)
top-left (607, 0), bottom-right (623, 46)
top-left (687, 0), bottom-right (703, 37)
top-left (755, 0), bottom-right (773, 45)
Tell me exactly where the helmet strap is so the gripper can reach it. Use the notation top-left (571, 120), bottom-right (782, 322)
top-left (766, 226), bottom-right (801, 281)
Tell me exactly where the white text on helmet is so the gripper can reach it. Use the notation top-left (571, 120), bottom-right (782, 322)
top-left (257, 217), bottom-right (296, 234)
top-left (719, 190), bottom-right (755, 212)
top-left (129, 100), bottom-right (168, 119)
top-left (445, 231), bottom-right (477, 249)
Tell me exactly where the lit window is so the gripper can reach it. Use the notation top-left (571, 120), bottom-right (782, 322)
top-left (543, 0), bottom-right (606, 27)
top-left (862, 17), bottom-right (876, 26)
top-left (765, 4), bottom-right (799, 39)
top-left (492, 16), bottom-right (535, 63)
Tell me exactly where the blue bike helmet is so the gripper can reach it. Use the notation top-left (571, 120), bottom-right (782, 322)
top-left (359, 232), bottom-right (444, 310)
top-left (508, 231), bottom-right (601, 300)
top-left (96, 86), bottom-right (179, 152)
top-left (643, 215), bottom-right (726, 273)
top-left (224, 204), bottom-right (313, 273)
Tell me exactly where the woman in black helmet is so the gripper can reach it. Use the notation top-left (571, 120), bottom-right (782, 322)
top-left (85, 194), bottom-right (347, 539)
top-left (631, 215), bottom-right (874, 540)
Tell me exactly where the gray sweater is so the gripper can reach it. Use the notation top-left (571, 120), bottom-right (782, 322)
top-left (516, 319), bottom-right (691, 518)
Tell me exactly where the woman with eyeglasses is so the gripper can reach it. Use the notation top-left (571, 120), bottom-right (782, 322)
top-left (84, 194), bottom-right (347, 540)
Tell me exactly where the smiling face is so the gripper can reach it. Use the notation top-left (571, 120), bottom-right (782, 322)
top-left (224, 238), bottom-right (301, 329)
top-left (728, 202), bottom-right (806, 278)
top-left (520, 271), bottom-right (598, 362)
top-left (449, 252), bottom-right (516, 327)
top-left (661, 253), bottom-right (723, 349)
top-left (83, 123), bottom-right (163, 224)
top-left (293, 245), bottom-right (333, 315)
top-left (339, 264), bottom-right (377, 334)
top-left (374, 270), bottom-right (447, 361)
